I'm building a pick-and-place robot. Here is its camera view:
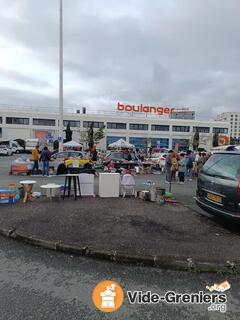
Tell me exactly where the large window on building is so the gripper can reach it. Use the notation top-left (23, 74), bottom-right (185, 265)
top-left (107, 122), bottom-right (126, 129)
top-left (172, 126), bottom-right (190, 132)
top-left (151, 125), bottom-right (169, 131)
top-left (213, 127), bottom-right (228, 134)
top-left (63, 120), bottom-right (80, 128)
top-left (6, 117), bottom-right (29, 125)
top-left (129, 123), bottom-right (148, 131)
top-left (129, 137), bottom-right (147, 150)
top-left (106, 136), bottom-right (126, 146)
top-left (0, 117), bottom-right (2, 124)
top-left (193, 126), bottom-right (210, 133)
top-left (0, 128), bottom-right (2, 138)
top-left (151, 138), bottom-right (169, 148)
top-left (83, 121), bottom-right (104, 128)
top-left (33, 118), bottom-right (55, 126)
top-left (172, 139), bottom-right (190, 151)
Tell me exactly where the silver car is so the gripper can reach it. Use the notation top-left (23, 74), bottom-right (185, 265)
top-left (196, 151), bottom-right (240, 219)
top-left (0, 145), bottom-right (13, 156)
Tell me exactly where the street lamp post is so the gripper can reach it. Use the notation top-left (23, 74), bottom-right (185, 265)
top-left (58, 0), bottom-right (64, 151)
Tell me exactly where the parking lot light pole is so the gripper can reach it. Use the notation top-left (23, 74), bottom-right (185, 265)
top-left (59, 0), bottom-right (64, 151)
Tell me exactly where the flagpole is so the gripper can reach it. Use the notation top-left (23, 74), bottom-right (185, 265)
top-left (59, 0), bottom-right (64, 151)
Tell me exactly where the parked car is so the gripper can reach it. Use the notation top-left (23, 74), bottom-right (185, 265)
top-left (51, 150), bottom-right (83, 160)
top-left (103, 151), bottom-right (137, 165)
top-left (0, 145), bottom-right (13, 156)
top-left (151, 147), bottom-right (169, 154)
top-left (0, 140), bottom-right (24, 153)
top-left (210, 145), bottom-right (240, 153)
top-left (196, 150), bottom-right (240, 220)
top-left (148, 152), bottom-right (167, 170)
top-left (50, 151), bottom-right (92, 173)
top-left (10, 140), bottom-right (24, 153)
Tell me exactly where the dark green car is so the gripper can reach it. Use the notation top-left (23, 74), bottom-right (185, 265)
top-left (196, 151), bottom-right (240, 219)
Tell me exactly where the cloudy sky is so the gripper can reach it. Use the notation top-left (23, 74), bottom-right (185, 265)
top-left (0, 0), bottom-right (240, 119)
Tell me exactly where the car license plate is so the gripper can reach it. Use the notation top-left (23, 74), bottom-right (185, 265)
top-left (207, 193), bottom-right (222, 204)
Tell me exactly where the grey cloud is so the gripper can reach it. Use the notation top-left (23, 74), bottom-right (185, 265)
top-left (0, 87), bottom-right (58, 108)
top-left (0, 68), bottom-right (51, 88)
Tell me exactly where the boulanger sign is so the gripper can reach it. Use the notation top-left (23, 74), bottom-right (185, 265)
top-left (117, 102), bottom-right (175, 115)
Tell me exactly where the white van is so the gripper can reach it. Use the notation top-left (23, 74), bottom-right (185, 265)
top-left (25, 138), bottom-right (43, 153)
top-left (0, 140), bottom-right (24, 153)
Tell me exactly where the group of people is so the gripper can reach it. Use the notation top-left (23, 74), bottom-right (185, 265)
top-left (31, 145), bottom-right (51, 176)
top-left (165, 150), bottom-right (211, 184)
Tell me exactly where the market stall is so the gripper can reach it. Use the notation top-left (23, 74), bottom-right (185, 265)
top-left (108, 139), bottom-right (135, 150)
top-left (63, 140), bottom-right (83, 151)
top-left (10, 157), bottom-right (33, 175)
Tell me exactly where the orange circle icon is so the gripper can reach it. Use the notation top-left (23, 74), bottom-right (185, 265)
top-left (92, 280), bottom-right (124, 313)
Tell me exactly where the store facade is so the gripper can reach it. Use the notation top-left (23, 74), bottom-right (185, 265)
top-left (0, 107), bottom-right (229, 151)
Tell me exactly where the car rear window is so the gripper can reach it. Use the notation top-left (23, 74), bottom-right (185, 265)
top-left (55, 152), bottom-right (65, 158)
top-left (202, 153), bottom-right (240, 180)
top-left (151, 153), bottom-right (161, 158)
top-left (111, 153), bottom-right (125, 159)
top-left (68, 152), bottom-right (82, 158)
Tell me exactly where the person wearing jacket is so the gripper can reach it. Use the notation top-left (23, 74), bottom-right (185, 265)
top-left (185, 150), bottom-right (194, 181)
top-left (178, 153), bottom-right (188, 184)
top-left (31, 145), bottom-right (40, 175)
top-left (165, 150), bottom-right (173, 183)
top-left (170, 152), bottom-right (178, 181)
top-left (40, 146), bottom-right (51, 176)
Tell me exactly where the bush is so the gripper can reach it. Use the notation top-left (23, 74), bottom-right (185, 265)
top-left (14, 139), bottom-right (25, 149)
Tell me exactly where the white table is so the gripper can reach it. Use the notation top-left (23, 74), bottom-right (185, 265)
top-left (40, 184), bottom-right (62, 200)
top-left (19, 180), bottom-right (36, 203)
top-left (99, 173), bottom-right (120, 197)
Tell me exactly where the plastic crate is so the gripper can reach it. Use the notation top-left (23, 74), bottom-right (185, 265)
top-left (0, 189), bottom-right (17, 204)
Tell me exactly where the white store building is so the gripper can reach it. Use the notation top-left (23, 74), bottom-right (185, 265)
top-left (216, 112), bottom-right (240, 139)
top-left (0, 106), bottom-right (230, 151)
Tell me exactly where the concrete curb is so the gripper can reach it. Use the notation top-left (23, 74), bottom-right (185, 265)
top-left (0, 226), bottom-right (239, 274)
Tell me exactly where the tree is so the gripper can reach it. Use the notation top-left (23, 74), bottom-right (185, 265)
top-left (53, 140), bottom-right (59, 151)
top-left (147, 137), bottom-right (152, 147)
top-left (88, 122), bottom-right (94, 149)
top-left (230, 136), bottom-right (239, 145)
top-left (212, 132), bottom-right (219, 147)
top-left (192, 128), bottom-right (200, 151)
top-left (93, 124), bottom-right (105, 144)
top-left (64, 122), bottom-right (72, 142)
top-left (80, 122), bottom-right (106, 149)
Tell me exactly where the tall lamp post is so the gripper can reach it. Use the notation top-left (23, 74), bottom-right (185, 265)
top-left (58, 0), bottom-right (64, 151)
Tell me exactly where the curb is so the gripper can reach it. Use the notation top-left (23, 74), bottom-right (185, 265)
top-left (0, 226), bottom-right (239, 274)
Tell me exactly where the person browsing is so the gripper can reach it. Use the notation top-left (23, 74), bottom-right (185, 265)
top-left (31, 145), bottom-right (40, 175)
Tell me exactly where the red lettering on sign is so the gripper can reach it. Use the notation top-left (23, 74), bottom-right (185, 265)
top-left (117, 103), bottom-right (179, 115)
top-left (117, 102), bottom-right (124, 111)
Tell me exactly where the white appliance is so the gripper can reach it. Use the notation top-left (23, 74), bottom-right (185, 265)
top-left (99, 173), bottom-right (120, 197)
